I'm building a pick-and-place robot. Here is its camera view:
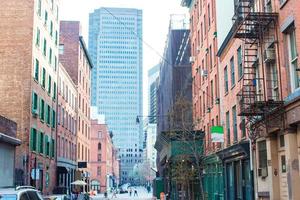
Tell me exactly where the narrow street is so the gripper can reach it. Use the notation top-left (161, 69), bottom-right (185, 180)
top-left (91, 187), bottom-right (153, 200)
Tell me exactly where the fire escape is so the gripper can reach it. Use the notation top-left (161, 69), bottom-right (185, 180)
top-left (233, 0), bottom-right (284, 139)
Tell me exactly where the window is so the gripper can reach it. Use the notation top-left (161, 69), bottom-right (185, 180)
top-left (281, 155), bottom-right (286, 173)
top-left (34, 59), bottom-right (39, 81)
top-left (230, 57), bottom-right (235, 86)
top-left (50, 21), bottom-right (53, 36)
top-left (209, 45), bottom-right (212, 70)
top-left (44, 11), bottom-right (48, 25)
top-left (210, 80), bottom-right (214, 106)
top-left (30, 128), bottom-right (37, 151)
top-left (51, 138), bottom-right (55, 158)
top-left (226, 111), bottom-right (230, 145)
top-left (49, 48), bottom-right (52, 64)
top-left (232, 106), bottom-right (237, 142)
top-left (279, 135), bottom-right (285, 147)
top-left (287, 26), bottom-right (299, 91)
top-left (224, 66), bottom-right (229, 93)
top-left (53, 82), bottom-right (56, 100)
top-left (98, 131), bottom-right (102, 139)
top-left (208, 4), bottom-right (211, 28)
top-left (39, 132), bottom-right (44, 154)
top-left (40, 98), bottom-right (45, 121)
top-left (57, 105), bottom-right (60, 124)
top-left (43, 39), bottom-right (47, 56)
top-left (36, 28), bottom-right (40, 47)
top-left (97, 166), bottom-right (101, 175)
top-left (51, 109), bottom-right (56, 128)
top-left (59, 44), bottom-right (64, 55)
top-left (41, 68), bottom-right (46, 88)
top-left (37, 0), bottom-right (41, 16)
top-left (46, 104), bottom-right (51, 125)
top-left (48, 75), bottom-right (51, 94)
top-left (98, 143), bottom-right (101, 150)
top-left (45, 135), bottom-right (50, 156)
top-left (32, 92), bottom-right (38, 114)
top-left (258, 141), bottom-right (267, 169)
top-left (241, 116), bottom-right (246, 138)
top-left (237, 46), bottom-right (243, 78)
top-left (55, 31), bottom-right (58, 46)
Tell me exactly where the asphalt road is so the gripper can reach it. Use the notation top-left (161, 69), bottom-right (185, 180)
top-left (91, 187), bottom-right (153, 200)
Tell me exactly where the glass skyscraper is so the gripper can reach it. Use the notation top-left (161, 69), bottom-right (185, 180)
top-left (89, 7), bottom-right (143, 183)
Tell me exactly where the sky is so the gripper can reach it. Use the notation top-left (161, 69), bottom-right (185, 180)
top-left (60, 0), bottom-right (188, 115)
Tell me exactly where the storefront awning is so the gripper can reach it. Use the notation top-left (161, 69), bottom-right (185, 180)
top-left (216, 140), bottom-right (250, 162)
top-left (0, 133), bottom-right (21, 146)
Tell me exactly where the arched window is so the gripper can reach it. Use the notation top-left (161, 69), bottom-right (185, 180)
top-left (98, 143), bottom-right (101, 150)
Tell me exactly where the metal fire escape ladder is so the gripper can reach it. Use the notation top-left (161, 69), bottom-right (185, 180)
top-left (232, 0), bottom-right (283, 139)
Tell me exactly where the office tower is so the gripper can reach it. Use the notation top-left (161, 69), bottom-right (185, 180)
top-left (89, 7), bottom-right (143, 183)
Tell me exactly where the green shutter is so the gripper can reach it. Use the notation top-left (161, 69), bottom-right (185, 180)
top-left (53, 82), bottom-right (56, 100)
top-left (34, 59), bottom-right (39, 81)
top-left (40, 132), bottom-right (44, 154)
top-left (40, 98), bottom-right (45, 121)
top-left (48, 75), bottom-right (51, 94)
top-left (30, 128), bottom-right (36, 151)
top-left (46, 105), bottom-right (51, 125)
top-left (42, 68), bottom-right (46, 88)
top-left (32, 92), bottom-right (38, 115)
top-left (45, 135), bottom-right (49, 156)
top-left (52, 109), bottom-right (56, 128)
top-left (37, 131), bottom-right (40, 153)
top-left (50, 138), bottom-right (55, 158)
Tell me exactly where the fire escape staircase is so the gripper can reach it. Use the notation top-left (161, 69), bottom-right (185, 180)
top-left (232, 0), bottom-right (284, 138)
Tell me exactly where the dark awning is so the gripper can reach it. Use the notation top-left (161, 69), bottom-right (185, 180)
top-left (216, 140), bottom-right (250, 162)
top-left (57, 166), bottom-right (68, 174)
top-left (0, 133), bottom-right (21, 146)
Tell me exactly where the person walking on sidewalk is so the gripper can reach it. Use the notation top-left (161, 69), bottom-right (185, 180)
top-left (134, 189), bottom-right (138, 197)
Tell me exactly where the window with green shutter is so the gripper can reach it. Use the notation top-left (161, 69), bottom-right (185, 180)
top-left (45, 135), bottom-right (50, 156)
top-left (51, 138), bottom-right (55, 158)
top-left (53, 82), bottom-right (56, 101)
top-left (30, 128), bottom-right (37, 152)
top-left (40, 98), bottom-right (45, 121)
top-left (34, 59), bottom-right (39, 81)
top-left (48, 75), bottom-right (52, 94)
top-left (46, 104), bottom-right (51, 125)
top-left (42, 68), bottom-right (46, 88)
top-left (36, 28), bottom-right (40, 47)
top-left (43, 39), bottom-right (47, 56)
top-left (51, 109), bottom-right (56, 128)
top-left (39, 132), bottom-right (44, 154)
top-left (32, 92), bottom-right (38, 115)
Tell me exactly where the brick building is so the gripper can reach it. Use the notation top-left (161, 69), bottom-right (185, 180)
top-left (90, 118), bottom-right (119, 193)
top-left (181, 0), bottom-right (224, 198)
top-left (184, 0), bottom-right (300, 199)
top-left (59, 21), bottom-right (93, 190)
top-left (0, 0), bottom-right (59, 194)
top-left (56, 63), bottom-right (77, 194)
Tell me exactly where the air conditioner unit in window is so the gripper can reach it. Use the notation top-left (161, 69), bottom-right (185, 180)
top-left (189, 56), bottom-right (195, 64)
top-left (215, 97), bottom-right (220, 104)
top-left (201, 69), bottom-right (208, 77)
top-left (196, 46), bottom-right (201, 52)
top-left (264, 48), bottom-right (275, 63)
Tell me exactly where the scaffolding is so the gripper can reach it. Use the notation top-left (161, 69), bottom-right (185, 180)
top-left (232, 0), bottom-right (284, 139)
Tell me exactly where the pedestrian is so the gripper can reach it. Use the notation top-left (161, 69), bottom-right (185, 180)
top-left (129, 187), bottom-right (132, 196)
top-left (134, 189), bottom-right (138, 197)
top-left (111, 189), bottom-right (117, 199)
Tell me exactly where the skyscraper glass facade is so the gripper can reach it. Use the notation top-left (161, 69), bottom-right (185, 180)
top-left (89, 7), bottom-right (143, 182)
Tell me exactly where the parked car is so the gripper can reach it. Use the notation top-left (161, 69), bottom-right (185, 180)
top-left (43, 194), bottom-right (70, 200)
top-left (0, 186), bottom-right (43, 200)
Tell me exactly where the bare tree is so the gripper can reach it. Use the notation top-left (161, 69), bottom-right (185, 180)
top-left (164, 94), bottom-right (205, 200)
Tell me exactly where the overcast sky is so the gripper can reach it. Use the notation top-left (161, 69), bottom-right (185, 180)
top-left (60, 0), bottom-right (188, 115)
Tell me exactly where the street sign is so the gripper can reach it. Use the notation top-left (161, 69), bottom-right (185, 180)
top-left (31, 169), bottom-right (40, 180)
